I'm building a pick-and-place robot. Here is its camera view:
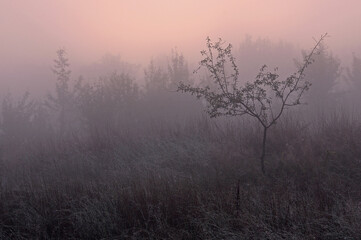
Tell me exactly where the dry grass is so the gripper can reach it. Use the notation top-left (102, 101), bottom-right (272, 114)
top-left (0, 113), bottom-right (360, 239)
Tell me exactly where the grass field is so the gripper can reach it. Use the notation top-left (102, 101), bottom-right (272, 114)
top-left (0, 111), bottom-right (360, 239)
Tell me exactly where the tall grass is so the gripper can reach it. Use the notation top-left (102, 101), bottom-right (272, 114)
top-left (0, 112), bottom-right (360, 239)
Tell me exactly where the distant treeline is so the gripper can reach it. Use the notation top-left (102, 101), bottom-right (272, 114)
top-left (0, 38), bottom-right (360, 157)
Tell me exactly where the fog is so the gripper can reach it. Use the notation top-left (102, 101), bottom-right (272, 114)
top-left (1, 1), bottom-right (361, 239)
top-left (2, 0), bottom-right (361, 94)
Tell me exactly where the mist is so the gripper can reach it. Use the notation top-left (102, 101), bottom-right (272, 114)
top-left (2, 0), bottom-right (361, 94)
top-left (0, 1), bottom-right (360, 239)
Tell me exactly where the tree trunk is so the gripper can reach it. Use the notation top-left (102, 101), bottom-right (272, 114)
top-left (260, 127), bottom-right (268, 174)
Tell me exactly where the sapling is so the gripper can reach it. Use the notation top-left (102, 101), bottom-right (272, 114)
top-left (178, 34), bottom-right (327, 174)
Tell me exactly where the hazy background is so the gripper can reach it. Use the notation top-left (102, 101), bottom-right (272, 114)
top-left (1, 0), bottom-right (361, 95)
top-left (1, 2), bottom-right (361, 239)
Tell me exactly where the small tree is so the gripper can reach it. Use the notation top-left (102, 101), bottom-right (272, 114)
top-left (168, 49), bottom-right (193, 89)
top-left (144, 59), bottom-right (169, 93)
top-left (75, 72), bottom-right (139, 134)
top-left (47, 48), bottom-right (73, 135)
top-left (0, 92), bottom-right (50, 148)
top-left (298, 43), bottom-right (341, 109)
top-left (178, 34), bottom-right (327, 174)
top-left (345, 54), bottom-right (361, 104)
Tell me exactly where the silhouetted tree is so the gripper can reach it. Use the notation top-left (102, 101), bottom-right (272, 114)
top-left (1, 92), bottom-right (34, 146)
top-left (75, 72), bottom-right (139, 134)
top-left (178, 35), bottom-right (326, 174)
top-left (143, 53), bottom-right (200, 120)
top-left (80, 54), bottom-right (140, 80)
top-left (168, 50), bottom-right (193, 89)
top-left (47, 49), bottom-right (75, 135)
top-left (0, 92), bottom-right (49, 149)
top-left (345, 54), bottom-right (361, 104)
top-left (144, 59), bottom-right (169, 93)
top-left (300, 44), bottom-right (341, 109)
top-left (236, 36), bottom-right (297, 82)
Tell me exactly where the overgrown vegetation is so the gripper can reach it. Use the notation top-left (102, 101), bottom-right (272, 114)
top-left (0, 114), bottom-right (360, 239)
top-left (0, 37), bottom-right (360, 239)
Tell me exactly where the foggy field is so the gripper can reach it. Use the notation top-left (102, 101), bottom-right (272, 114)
top-left (0, 47), bottom-right (360, 239)
top-left (1, 1), bottom-right (361, 239)
top-left (0, 111), bottom-right (360, 239)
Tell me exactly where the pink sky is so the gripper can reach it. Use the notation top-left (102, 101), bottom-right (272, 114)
top-left (1, 0), bottom-right (361, 93)
top-left (1, 0), bottom-right (361, 63)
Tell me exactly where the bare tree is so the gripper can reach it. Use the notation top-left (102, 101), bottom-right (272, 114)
top-left (178, 34), bottom-right (327, 174)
